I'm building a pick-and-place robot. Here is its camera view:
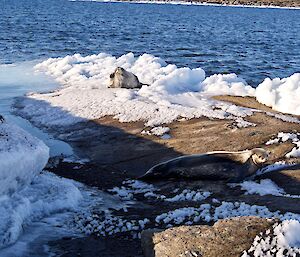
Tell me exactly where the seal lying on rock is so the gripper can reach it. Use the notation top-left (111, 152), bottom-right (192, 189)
top-left (139, 148), bottom-right (269, 182)
top-left (109, 67), bottom-right (143, 89)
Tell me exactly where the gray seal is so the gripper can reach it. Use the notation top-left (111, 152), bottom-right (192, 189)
top-left (139, 148), bottom-right (269, 183)
top-left (109, 67), bottom-right (143, 89)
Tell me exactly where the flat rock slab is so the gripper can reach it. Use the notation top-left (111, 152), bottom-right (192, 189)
top-left (141, 216), bottom-right (275, 257)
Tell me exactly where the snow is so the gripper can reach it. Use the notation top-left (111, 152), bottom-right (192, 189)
top-left (108, 179), bottom-right (211, 203)
top-left (141, 126), bottom-right (170, 137)
top-left (240, 179), bottom-right (285, 196)
top-left (243, 220), bottom-right (300, 257)
top-left (256, 73), bottom-right (300, 115)
top-left (15, 53), bottom-right (300, 133)
top-left (0, 119), bottom-right (84, 250)
top-left (74, 211), bottom-right (149, 237)
top-left (16, 53), bottom-right (257, 130)
top-left (153, 200), bottom-right (300, 229)
top-left (265, 132), bottom-right (300, 158)
top-left (0, 172), bottom-right (82, 249)
top-left (0, 120), bottom-right (49, 196)
top-left (155, 204), bottom-right (212, 224)
top-left (165, 189), bottom-right (211, 202)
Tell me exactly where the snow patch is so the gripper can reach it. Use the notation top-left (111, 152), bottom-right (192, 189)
top-left (256, 73), bottom-right (300, 116)
top-left (16, 53), bottom-right (256, 130)
top-left (265, 132), bottom-right (300, 158)
top-left (243, 220), bottom-right (300, 257)
top-left (141, 126), bottom-right (170, 137)
top-left (240, 179), bottom-right (285, 196)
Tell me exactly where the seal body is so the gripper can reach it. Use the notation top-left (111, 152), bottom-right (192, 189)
top-left (139, 148), bottom-right (269, 183)
top-left (0, 115), bottom-right (4, 123)
top-left (109, 67), bottom-right (142, 89)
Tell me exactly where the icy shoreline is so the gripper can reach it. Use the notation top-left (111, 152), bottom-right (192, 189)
top-left (69, 0), bottom-right (300, 10)
top-left (14, 52), bottom-right (300, 135)
top-left (0, 120), bottom-right (83, 250)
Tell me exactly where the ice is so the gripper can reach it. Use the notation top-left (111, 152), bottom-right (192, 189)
top-left (256, 73), bottom-right (300, 115)
top-left (243, 220), bottom-right (300, 256)
top-left (16, 53), bottom-right (256, 130)
top-left (240, 179), bottom-right (285, 196)
top-left (0, 120), bottom-right (49, 196)
top-left (0, 172), bottom-right (82, 249)
top-left (165, 189), bottom-right (211, 202)
top-left (0, 120), bottom-right (84, 250)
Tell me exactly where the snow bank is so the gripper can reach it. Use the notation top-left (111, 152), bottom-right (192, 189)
top-left (15, 53), bottom-right (300, 131)
top-left (0, 119), bottom-right (84, 249)
top-left (16, 53), bottom-right (255, 130)
top-left (0, 172), bottom-right (82, 249)
top-left (0, 120), bottom-right (49, 196)
top-left (256, 73), bottom-right (300, 115)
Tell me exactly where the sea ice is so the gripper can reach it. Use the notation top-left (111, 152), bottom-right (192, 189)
top-left (16, 53), bottom-right (257, 130)
top-left (0, 120), bottom-right (49, 196)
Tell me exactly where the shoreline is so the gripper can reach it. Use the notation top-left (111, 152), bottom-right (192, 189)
top-left (45, 96), bottom-right (300, 257)
top-left (70, 0), bottom-right (300, 10)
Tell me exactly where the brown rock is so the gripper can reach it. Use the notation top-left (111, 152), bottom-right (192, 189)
top-left (141, 216), bottom-right (276, 257)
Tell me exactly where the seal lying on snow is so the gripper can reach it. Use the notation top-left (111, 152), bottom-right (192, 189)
top-left (139, 148), bottom-right (269, 182)
top-left (0, 115), bottom-right (5, 123)
top-left (109, 67), bottom-right (143, 89)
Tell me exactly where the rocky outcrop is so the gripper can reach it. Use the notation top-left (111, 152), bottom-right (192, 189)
top-left (141, 216), bottom-right (275, 257)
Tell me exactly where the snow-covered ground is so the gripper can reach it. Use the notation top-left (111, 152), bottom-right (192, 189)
top-left (0, 120), bottom-right (49, 196)
top-left (0, 119), bottom-right (113, 254)
top-left (15, 53), bottom-right (300, 135)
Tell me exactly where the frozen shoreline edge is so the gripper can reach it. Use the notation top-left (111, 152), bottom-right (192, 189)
top-left (69, 0), bottom-right (300, 10)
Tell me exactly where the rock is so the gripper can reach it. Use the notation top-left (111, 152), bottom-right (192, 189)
top-left (141, 216), bottom-right (276, 257)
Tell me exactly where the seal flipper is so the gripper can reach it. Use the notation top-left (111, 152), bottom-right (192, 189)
top-left (138, 162), bottom-right (169, 181)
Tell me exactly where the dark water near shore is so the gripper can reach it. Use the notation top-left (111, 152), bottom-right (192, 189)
top-left (0, 0), bottom-right (299, 86)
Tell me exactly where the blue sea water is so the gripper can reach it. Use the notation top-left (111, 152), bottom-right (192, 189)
top-left (0, 0), bottom-right (299, 86)
top-left (0, 0), bottom-right (299, 154)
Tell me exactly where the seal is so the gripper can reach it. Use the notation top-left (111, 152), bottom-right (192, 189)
top-left (139, 148), bottom-right (269, 182)
top-left (0, 115), bottom-right (4, 123)
top-left (109, 67), bottom-right (143, 89)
